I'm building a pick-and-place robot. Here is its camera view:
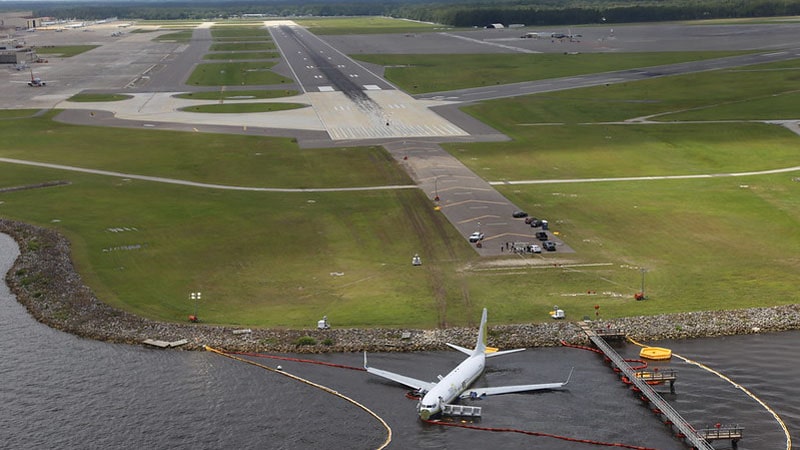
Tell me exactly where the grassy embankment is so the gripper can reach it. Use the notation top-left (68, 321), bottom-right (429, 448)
top-left (0, 111), bottom-right (455, 328)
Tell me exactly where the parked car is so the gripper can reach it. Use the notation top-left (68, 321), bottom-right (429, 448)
top-left (529, 244), bottom-right (542, 253)
top-left (543, 241), bottom-right (557, 251)
top-left (529, 219), bottom-right (543, 228)
top-left (468, 231), bottom-right (484, 243)
top-left (512, 210), bottom-right (528, 218)
top-left (524, 216), bottom-right (537, 224)
top-left (535, 231), bottom-right (548, 241)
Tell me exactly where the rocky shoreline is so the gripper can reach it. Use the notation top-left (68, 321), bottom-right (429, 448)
top-left (3, 218), bottom-right (800, 354)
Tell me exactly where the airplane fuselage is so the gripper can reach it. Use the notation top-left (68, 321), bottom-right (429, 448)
top-left (418, 352), bottom-right (485, 419)
top-left (364, 308), bottom-right (569, 420)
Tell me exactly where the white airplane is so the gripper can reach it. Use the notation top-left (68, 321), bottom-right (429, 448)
top-left (27, 69), bottom-right (46, 87)
top-left (364, 308), bottom-right (572, 419)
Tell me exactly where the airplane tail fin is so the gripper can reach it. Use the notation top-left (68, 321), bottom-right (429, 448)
top-left (472, 308), bottom-right (488, 356)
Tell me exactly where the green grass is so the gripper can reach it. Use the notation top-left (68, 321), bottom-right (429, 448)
top-left (0, 110), bottom-right (40, 119)
top-left (186, 62), bottom-right (292, 86)
top-left (3, 46), bottom-right (800, 329)
top-left (154, 30), bottom-right (194, 42)
top-left (209, 42), bottom-right (275, 52)
top-left (445, 122), bottom-right (800, 182)
top-left (211, 27), bottom-right (269, 39)
top-left (0, 111), bottom-right (410, 189)
top-left (179, 103), bottom-right (306, 113)
top-left (683, 16), bottom-right (800, 25)
top-left (0, 164), bottom-right (466, 328)
top-left (478, 174), bottom-right (800, 321)
top-left (204, 52), bottom-right (279, 60)
top-left (174, 90), bottom-right (298, 100)
top-left (138, 20), bottom-right (204, 27)
top-left (353, 51), bottom-right (753, 94)
top-left (294, 16), bottom-right (453, 35)
top-left (457, 59), bottom-right (800, 126)
top-left (35, 45), bottom-right (98, 57)
top-left (67, 94), bottom-right (133, 102)
top-left (434, 58), bottom-right (800, 321)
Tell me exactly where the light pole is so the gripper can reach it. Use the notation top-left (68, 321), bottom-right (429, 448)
top-left (434, 176), bottom-right (440, 202)
top-left (639, 268), bottom-right (647, 300)
top-left (190, 291), bottom-right (201, 322)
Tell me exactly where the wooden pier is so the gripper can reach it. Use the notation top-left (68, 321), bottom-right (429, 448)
top-left (698, 426), bottom-right (744, 449)
top-left (577, 322), bottom-right (717, 450)
top-left (634, 368), bottom-right (678, 394)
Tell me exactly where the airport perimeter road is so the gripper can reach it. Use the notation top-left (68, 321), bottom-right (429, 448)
top-left (416, 48), bottom-right (800, 103)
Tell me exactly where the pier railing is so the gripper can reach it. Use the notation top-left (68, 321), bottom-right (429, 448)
top-left (578, 323), bottom-right (714, 450)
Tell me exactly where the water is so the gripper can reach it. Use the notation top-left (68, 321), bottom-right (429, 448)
top-left (0, 233), bottom-right (796, 449)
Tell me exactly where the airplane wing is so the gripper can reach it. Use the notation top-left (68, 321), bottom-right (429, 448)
top-left (485, 348), bottom-right (526, 358)
top-left (459, 368), bottom-right (573, 399)
top-left (446, 343), bottom-right (525, 358)
top-left (364, 352), bottom-right (437, 393)
top-left (446, 343), bottom-right (473, 355)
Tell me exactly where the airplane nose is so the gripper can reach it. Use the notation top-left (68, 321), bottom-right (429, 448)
top-left (419, 409), bottom-right (432, 420)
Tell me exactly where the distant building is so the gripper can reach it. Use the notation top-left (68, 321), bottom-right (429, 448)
top-left (486, 23), bottom-right (504, 29)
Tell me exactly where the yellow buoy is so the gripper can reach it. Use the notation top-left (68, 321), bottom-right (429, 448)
top-left (639, 346), bottom-right (672, 360)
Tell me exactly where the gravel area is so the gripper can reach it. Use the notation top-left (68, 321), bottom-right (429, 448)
top-left (3, 218), bottom-right (799, 353)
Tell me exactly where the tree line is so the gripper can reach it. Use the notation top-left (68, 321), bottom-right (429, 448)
top-left (12, 0), bottom-right (800, 27)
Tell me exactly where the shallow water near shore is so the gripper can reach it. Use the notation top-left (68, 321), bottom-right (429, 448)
top-left (1, 233), bottom-right (797, 449)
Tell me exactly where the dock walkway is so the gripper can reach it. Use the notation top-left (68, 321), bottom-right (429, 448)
top-left (577, 322), bottom-right (714, 450)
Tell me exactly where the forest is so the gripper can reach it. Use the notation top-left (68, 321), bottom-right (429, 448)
top-left (6, 0), bottom-right (800, 26)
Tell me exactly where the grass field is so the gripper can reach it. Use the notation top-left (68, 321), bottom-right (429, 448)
top-left (294, 16), bottom-right (453, 35)
top-left (204, 52), bottom-right (279, 60)
top-left (433, 57), bottom-right (800, 321)
top-left (2, 23), bottom-right (799, 329)
top-left (153, 30), bottom-right (194, 42)
top-left (211, 27), bottom-right (270, 39)
top-left (67, 94), bottom-right (133, 102)
top-left (35, 45), bottom-right (98, 57)
top-left (209, 42), bottom-right (276, 52)
top-left (353, 51), bottom-right (751, 94)
top-left (0, 112), bottom-right (449, 327)
top-left (186, 61), bottom-right (292, 86)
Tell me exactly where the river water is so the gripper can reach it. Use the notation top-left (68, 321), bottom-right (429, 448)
top-left (0, 232), bottom-right (796, 449)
